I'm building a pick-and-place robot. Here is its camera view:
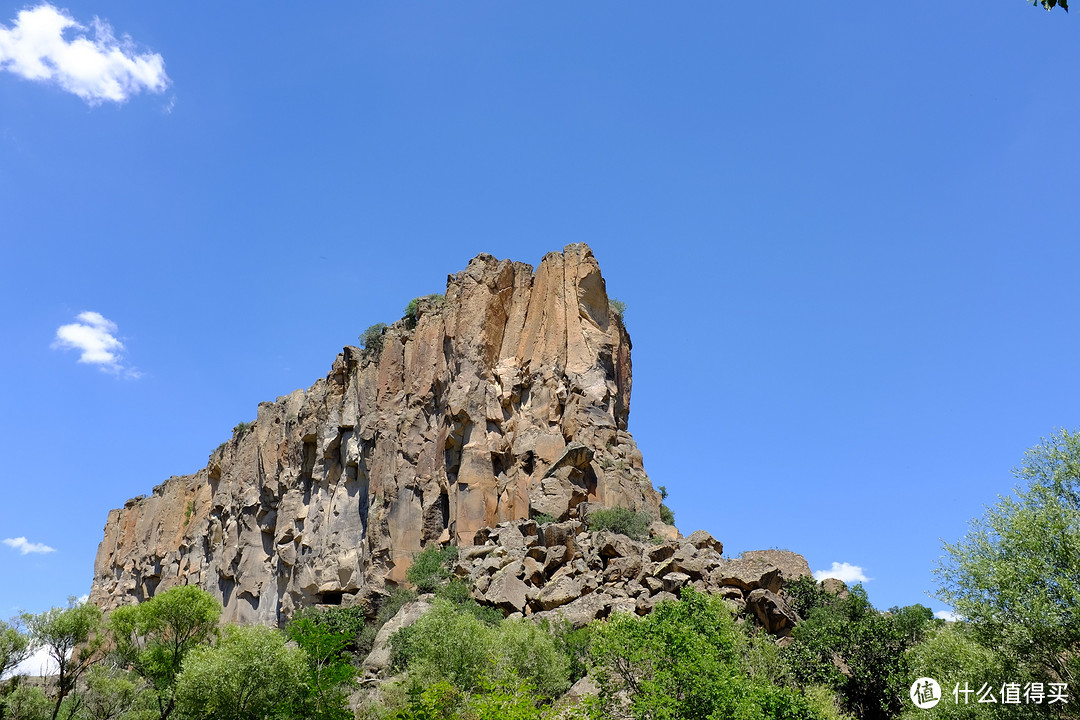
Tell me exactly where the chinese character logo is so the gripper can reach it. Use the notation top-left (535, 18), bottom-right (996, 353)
top-left (910, 677), bottom-right (942, 709)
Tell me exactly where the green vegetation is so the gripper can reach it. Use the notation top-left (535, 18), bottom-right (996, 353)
top-left (173, 625), bottom-right (308, 720)
top-left (232, 421), bottom-right (253, 439)
top-left (935, 428), bottom-right (1080, 692)
top-left (584, 506), bottom-right (651, 541)
top-left (1034, 0), bottom-right (1067, 11)
top-left (403, 294), bottom-right (445, 329)
top-left (530, 512), bottom-right (556, 526)
top-left (609, 298), bottom-right (627, 319)
top-left (22, 598), bottom-right (104, 720)
top-left (360, 323), bottom-right (388, 357)
top-left (590, 587), bottom-right (824, 720)
top-left (389, 599), bottom-right (569, 702)
top-left (406, 545), bottom-right (459, 593)
top-left (784, 578), bottom-right (939, 720)
top-left (109, 584), bottom-right (222, 720)
top-left (4, 430), bottom-right (1078, 720)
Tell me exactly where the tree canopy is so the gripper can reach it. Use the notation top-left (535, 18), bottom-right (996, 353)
top-left (935, 428), bottom-right (1080, 688)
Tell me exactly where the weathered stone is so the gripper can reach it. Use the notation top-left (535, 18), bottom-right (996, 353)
top-left (485, 569), bottom-right (529, 613)
top-left (603, 555), bottom-right (643, 583)
top-left (636, 591), bottom-right (677, 614)
top-left (649, 521), bottom-right (679, 541)
top-left (709, 558), bottom-right (783, 594)
top-left (647, 543), bottom-right (676, 562)
top-left (90, 246), bottom-right (662, 625)
top-left (536, 591), bottom-right (612, 628)
top-left (684, 529), bottom-right (724, 554)
top-left (662, 571), bottom-right (690, 594)
top-left (821, 578), bottom-right (850, 601)
top-left (536, 575), bottom-right (582, 611)
top-left (361, 598), bottom-right (432, 675)
top-left (747, 588), bottom-right (799, 635)
top-left (740, 550), bottom-right (812, 584)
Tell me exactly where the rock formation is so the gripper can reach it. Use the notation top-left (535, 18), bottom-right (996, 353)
top-left (90, 245), bottom-right (664, 626)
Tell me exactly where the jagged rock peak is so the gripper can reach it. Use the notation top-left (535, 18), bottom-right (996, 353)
top-left (90, 244), bottom-right (663, 627)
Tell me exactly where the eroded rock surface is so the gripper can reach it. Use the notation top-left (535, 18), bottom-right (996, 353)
top-left (451, 519), bottom-right (807, 634)
top-left (90, 245), bottom-right (662, 626)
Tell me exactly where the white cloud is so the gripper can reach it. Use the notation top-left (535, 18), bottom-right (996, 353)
top-left (813, 562), bottom-right (870, 584)
top-left (52, 311), bottom-right (139, 376)
top-left (0, 4), bottom-right (169, 104)
top-left (4, 645), bottom-right (62, 679)
top-left (2, 537), bottom-right (56, 555)
top-left (935, 610), bottom-right (959, 622)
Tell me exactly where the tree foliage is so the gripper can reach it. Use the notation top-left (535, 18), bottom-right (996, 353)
top-left (22, 599), bottom-right (104, 720)
top-left (784, 579), bottom-right (938, 720)
top-left (108, 585), bottom-right (221, 720)
top-left (0, 619), bottom-right (31, 686)
top-left (1034, 0), bottom-right (1068, 11)
top-left (589, 587), bottom-right (824, 720)
top-left (172, 625), bottom-right (307, 720)
top-left (935, 428), bottom-right (1080, 687)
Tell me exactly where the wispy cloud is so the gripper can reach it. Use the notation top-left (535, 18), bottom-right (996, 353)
top-left (935, 610), bottom-right (959, 622)
top-left (813, 562), bottom-right (870, 584)
top-left (3, 537), bottom-right (56, 555)
top-left (0, 4), bottom-right (169, 104)
top-left (52, 311), bottom-right (140, 377)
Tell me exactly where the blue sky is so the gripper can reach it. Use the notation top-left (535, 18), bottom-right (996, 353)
top-left (1, 2), bottom-right (1078, 622)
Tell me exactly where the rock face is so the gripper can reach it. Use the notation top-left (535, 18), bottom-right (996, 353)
top-left (89, 245), bottom-right (662, 626)
top-left (452, 520), bottom-right (809, 634)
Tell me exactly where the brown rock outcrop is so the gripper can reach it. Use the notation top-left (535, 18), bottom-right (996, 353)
top-left (89, 245), bottom-right (662, 626)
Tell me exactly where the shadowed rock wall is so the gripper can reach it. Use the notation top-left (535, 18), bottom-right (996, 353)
top-left (89, 244), bottom-right (663, 626)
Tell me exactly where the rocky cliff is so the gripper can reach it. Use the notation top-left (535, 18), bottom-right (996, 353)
top-left (89, 245), bottom-right (665, 626)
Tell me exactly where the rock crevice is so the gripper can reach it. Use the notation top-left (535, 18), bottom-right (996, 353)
top-left (90, 245), bottom-right (662, 626)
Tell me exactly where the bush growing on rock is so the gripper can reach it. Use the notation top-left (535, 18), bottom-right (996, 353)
top-left (584, 507), bottom-right (651, 541)
top-left (406, 545), bottom-right (459, 593)
top-left (360, 323), bottom-right (388, 356)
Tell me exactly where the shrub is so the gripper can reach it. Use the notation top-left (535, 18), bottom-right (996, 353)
top-left (659, 503), bottom-right (675, 525)
top-left (609, 298), bottom-right (627, 319)
top-left (173, 625), bottom-right (308, 720)
top-left (585, 506), bottom-right (651, 541)
top-left (404, 294), bottom-right (445, 329)
top-left (360, 323), bottom-right (388, 356)
top-left (531, 512), bottom-right (557, 526)
top-left (406, 545), bottom-right (459, 593)
top-left (356, 587), bottom-right (417, 656)
top-left (290, 604), bottom-right (366, 654)
top-left (390, 600), bottom-right (570, 703)
top-left (232, 421), bottom-right (252, 438)
top-left (589, 587), bottom-right (825, 720)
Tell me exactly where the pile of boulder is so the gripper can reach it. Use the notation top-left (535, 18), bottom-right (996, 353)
top-left (453, 519), bottom-right (812, 635)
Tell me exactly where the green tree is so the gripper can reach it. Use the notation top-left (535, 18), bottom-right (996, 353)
top-left (935, 429), bottom-right (1080, 688)
top-left (172, 625), bottom-right (307, 720)
top-left (1034, 0), bottom-right (1067, 11)
top-left (589, 587), bottom-right (824, 720)
top-left (784, 580), bottom-right (937, 720)
top-left (108, 585), bottom-right (221, 720)
top-left (360, 323), bottom-right (388, 357)
top-left (72, 665), bottom-right (147, 720)
top-left (284, 618), bottom-right (356, 720)
top-left (2, 685), bottom-right (51, 720)
top-left (900, 622), bottom-right (1045, 720)
top-left (22, 599), bottom-right (104, 720)
top-left (0, 618), bottom-right (32, 687)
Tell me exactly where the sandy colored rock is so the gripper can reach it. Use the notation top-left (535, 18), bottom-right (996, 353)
top-left (90, 245), bottom-right (662, 626)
